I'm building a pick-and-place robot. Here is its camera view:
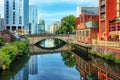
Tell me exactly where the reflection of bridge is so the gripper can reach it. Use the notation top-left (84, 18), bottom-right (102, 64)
top-left (30, 44), bottom-right (70, 54)
top-left (27, 34), bottom-right (75, 45)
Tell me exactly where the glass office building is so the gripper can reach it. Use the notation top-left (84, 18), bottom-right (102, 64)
top-left (4, 0), bottom-right (29, 35)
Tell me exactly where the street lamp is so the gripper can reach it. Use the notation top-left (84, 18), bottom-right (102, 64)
top-left (68, 32), bottom-right (69, 43)
top-left (119, 31), bottom-right (120, 47)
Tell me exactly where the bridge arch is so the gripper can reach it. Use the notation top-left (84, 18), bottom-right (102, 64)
top-left (35, 38), bottom-right (66, 50)
top-left (28, 34), bottom-right (74, 45)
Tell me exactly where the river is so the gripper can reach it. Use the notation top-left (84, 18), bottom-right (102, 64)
top-left (0, 39), bottom-right (120, 80)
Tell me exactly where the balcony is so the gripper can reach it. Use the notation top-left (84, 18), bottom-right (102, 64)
top-left (86, 21), bottom-right (99, 28)
top-left (101, 9), bottom-right (105, 13)
top-left (100, 1), bottom-right (105, 6)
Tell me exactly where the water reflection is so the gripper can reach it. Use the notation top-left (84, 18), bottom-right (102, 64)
top-left (45, 39), bottom-right (55, 48)
top-left (61, 52), bottom-right (76, 67)
top-left (1, 39), bottom-right (120, 80)
top-left (74, 50), bottom-right (120, 80)
top-left (9, 53), bottom-right (80, 80)
top-left (35, 39), bottom-right (66, 49)
top-left (0, 54), bottom-right (29, 80)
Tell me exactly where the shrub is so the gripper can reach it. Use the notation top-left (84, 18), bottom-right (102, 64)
top-left (115, 58), bottom-right (120, 63)
top-left (12, 41), bottom-right (26, 55)
top-left (0, 50), bottom-right (11, 69)
top-left (1, 45), bottom-right (18, 61)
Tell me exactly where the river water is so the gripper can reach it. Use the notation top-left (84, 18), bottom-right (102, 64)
top-left (0, 39), bottom-right (120, 80)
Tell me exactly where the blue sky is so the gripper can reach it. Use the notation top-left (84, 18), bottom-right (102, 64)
top-left (0, 0), bottom-right (98, 29)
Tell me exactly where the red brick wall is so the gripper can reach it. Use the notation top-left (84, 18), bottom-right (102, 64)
top-left (99, 0), bottom-right (117, 40)
top-left (76, 17), bottom-right (80, 29)
top-left (76, 13), bottom-right (99, 43)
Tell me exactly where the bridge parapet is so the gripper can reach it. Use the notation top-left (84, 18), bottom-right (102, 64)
top-left (27, 34), bottom-right (75, 45)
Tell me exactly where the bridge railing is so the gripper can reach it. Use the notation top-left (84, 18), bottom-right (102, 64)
top-left (25, 34), bottom-right (76, 37)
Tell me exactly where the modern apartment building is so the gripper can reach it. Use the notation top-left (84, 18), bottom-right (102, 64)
top-left (76, 6), bottom-right (99, 44)
top-left (0, 15), bottom-right (4, 31)
top-left (4, 0), bottom-right (29, 35)
top-left (98, 0), bottom-right (117, 40)
top-left (38, 19), bottom-right (45, 34)
top-left (77, 6), bottom-right (98, 17)
top-left (29, 5), bottom-right (38, 34)
top-left (76, 13), bottom-right (99, 44)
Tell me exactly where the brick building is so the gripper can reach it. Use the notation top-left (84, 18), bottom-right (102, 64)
top-left (98, 0), bottom-right (120, 41)
top-left (76, 13), bottom-right (99, 44)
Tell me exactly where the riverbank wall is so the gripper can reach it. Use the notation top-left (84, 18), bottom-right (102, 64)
top-left (70, 42), bottom-right (120, 64)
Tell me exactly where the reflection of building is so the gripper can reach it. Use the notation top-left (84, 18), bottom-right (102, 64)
top-left (28, 55), bottom-right (38, 75)
top-left (76, 9), bottom-right (99, 44)
top-left (10, 63), bottom-right (29, 80)
top-left (75, 53), bottom-right (98, 80)
top-left (75, 50), bottom-right (120, 80)
top-left (38, 19), bottom-right (45, 34)
top-left (4, 0), bottom-right (29, 35)
top-left (29, 5), bottom-right (38, 34)
top-left (45, 39), bottom-right (55, 48)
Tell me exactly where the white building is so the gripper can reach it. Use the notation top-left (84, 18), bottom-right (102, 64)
top-left (29, 5), bottom-right (38, 34)
top-left (38, 18), bottom-right (45, 34)
top-left (77, 6), bottom-right (98, 17)
top-left (48, 24), bottom-right (54, 34)
top-left (48, 21), bottom-right (60, 34)
top-left (0, 15), bottom-right (4, 32)
top-left (4, 0), bottom-right (29, 35)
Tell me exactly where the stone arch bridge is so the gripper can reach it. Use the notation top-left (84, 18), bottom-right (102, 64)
top-left (27, 34), bottom-right (75, 45)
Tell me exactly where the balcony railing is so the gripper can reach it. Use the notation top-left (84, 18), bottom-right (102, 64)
top-left (101, 9), bottom-right (105, 13)
top-left (100, 1), bottom-right (105, 6)
top-left (86, 21), bottom-right (99, 28)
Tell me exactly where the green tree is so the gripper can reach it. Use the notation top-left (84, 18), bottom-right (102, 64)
top-left (55, 15), bottom-right (76, 34)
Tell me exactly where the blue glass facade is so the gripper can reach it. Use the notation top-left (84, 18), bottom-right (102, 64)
top-left (29, 5), bottom-right (38, 34)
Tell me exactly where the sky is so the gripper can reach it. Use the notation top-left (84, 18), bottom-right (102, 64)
top-left (0, 0), bottom-right (98, 29)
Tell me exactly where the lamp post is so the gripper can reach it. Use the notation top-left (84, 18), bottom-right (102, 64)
top-left (119, 31), bottom-right (120, 47)
top-left (104, 32), bottom-right (107, 54)
top-left (68, 32), bottom-right (69, 43)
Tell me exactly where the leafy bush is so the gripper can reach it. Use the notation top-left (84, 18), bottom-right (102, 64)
top-left (12, 41), bottom-right (26, 55)
top-left (115, 58), bottom-right (120, 63)
top-left (0, 50), bottom-right (11, 69)
top-left (0, 40), bottom-right (29, 70)
top-left (1, 45), bottom-right (18, 61)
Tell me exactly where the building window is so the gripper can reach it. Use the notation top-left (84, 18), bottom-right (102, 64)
top-left (110, 26), bottom-right (116, 32)
top-left (80, 16), bottom-right (83, 23)
top-left (118, 26), bottom-right (120, 31)
top-left (86, 30), bottom-right (89, 37)
top-left (6, 19), bottom-right (9, 24)
top-left (101, 14), bottom-right (105, 18)
top-left (19, 16), bottom-right (22, 24)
